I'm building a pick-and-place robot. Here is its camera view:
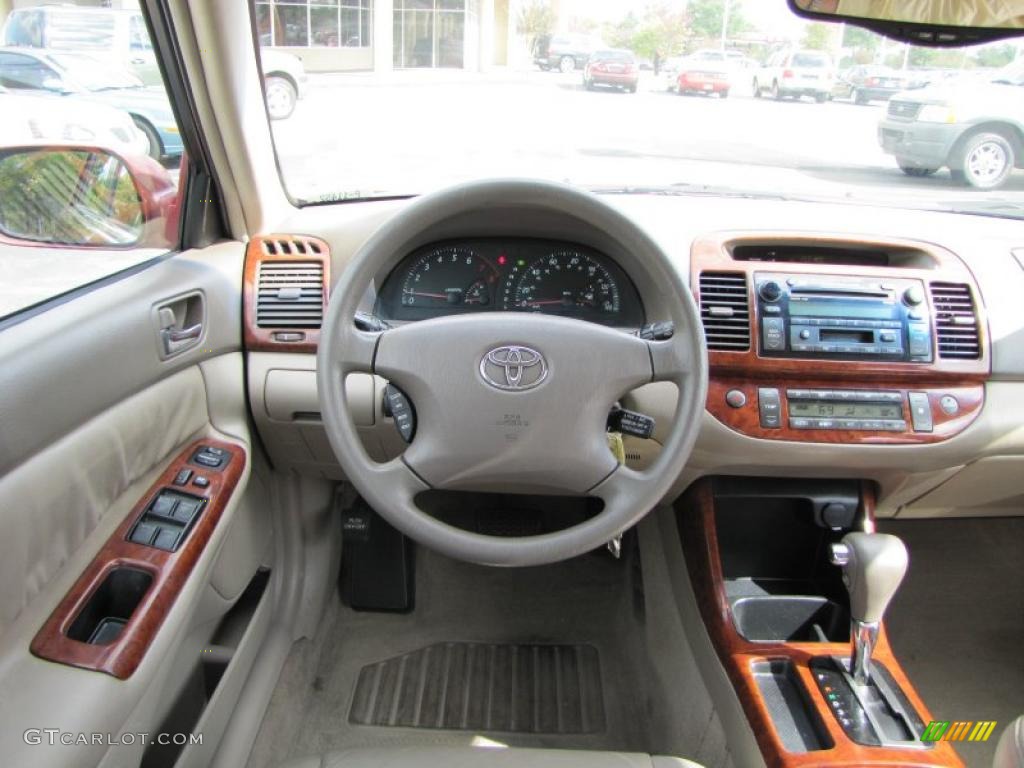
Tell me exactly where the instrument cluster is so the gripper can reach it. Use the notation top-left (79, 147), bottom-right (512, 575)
top-left (375, 239), bottom-right (645, 327)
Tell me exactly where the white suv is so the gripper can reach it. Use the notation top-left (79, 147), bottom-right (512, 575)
top-left (754, 49), bottom-right (834, 102)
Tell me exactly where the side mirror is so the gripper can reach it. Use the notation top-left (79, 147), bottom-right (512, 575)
top-left (0, 146), bottom-right (177, 248)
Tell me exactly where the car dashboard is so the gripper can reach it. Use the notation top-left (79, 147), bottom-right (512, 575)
top-left (374, 238), bottom-right (645, 328)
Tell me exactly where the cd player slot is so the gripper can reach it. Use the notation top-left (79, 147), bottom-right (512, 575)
top-left (789, 287), bottom-right (891, 299)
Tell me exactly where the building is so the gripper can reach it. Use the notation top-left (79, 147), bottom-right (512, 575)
top-left (1, 0), bottom-right (520, 73)
top-left (255, 0), bottom-right (518, 73)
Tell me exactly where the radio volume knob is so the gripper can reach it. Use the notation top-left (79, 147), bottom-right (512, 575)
top-left (759, 281), bottom-right (783, 302)
top-left (903, 285), bottom-right (925, 307)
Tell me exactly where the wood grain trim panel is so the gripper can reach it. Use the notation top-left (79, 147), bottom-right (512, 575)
top-left (707, 380), bottom-right (984, 444)
top-left (677, 479), bottom-right (964, 768)
top-left (243, 234), bottom-right (331, 354)
top-left (30, 439), bottom-right (246, 679)
top-left (692, 232), bottom-right (990, 384)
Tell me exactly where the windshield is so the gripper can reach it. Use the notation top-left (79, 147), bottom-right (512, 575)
top-left (259, 0), bottom-right (1024, 218)
top-left (49, 53), bottom-right (143, 90)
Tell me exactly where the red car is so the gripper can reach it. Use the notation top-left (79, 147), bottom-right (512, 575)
top-left (677, 65), bottom-right (731, 98)
top-left (583, 49), bottom-right (639, 93)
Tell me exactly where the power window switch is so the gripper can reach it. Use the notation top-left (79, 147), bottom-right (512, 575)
top-left (130, 521), bottom-right (158, 546)
top-left (173, 469), bottom-right (193, 486)
top-left (150, 493), bottom-right (177, 519)
top-left (153, 527), bottom-right (180, 552)
top-left (172, 498), bottom-right (203, 524)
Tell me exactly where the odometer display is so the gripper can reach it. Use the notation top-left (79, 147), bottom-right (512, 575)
top-left (504, 250), bottom-right (621, 317)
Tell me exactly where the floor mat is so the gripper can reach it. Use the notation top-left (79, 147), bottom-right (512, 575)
top-left (349, 642), bottom-right (606, 734)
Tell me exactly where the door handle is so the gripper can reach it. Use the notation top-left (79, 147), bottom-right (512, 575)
top-left (155, 293), bottom-right (205, 358)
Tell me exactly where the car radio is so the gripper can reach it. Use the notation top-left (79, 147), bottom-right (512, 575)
top-left (754, 273), bottom-right (932, 362)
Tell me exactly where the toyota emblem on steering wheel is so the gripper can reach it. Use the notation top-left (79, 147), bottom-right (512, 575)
top-left (480, 346), bottom-right (548, 391)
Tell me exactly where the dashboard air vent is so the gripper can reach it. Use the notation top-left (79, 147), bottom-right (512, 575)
top-left (699, 272), bottom-right (750, 351)
top-left (930, 282), bottom-right (980, 360)
top-left (256, 261), bottom-right (325, 329)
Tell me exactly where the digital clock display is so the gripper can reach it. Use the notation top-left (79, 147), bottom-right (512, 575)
top-left (789, 402), bottom-right (903, 420)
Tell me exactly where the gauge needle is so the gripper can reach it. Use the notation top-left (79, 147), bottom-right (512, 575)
top-left (404, 290), bottom-right (449, 300)
top-left (526, 298), bottom-right (568, 306)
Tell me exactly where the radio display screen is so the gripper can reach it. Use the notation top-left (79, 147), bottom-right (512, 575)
top-left (788, 299), bottom-right (895, 319)
top-left (789, 402), bottom-right (904, 420)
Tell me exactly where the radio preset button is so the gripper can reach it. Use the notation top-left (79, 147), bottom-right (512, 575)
top-left (880, 332), bottom-right (897, 343)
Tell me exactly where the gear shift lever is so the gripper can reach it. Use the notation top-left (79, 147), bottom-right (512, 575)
top-left (830, 532), bottom-right (908, 685)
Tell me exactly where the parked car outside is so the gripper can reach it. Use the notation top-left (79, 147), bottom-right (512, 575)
top-left (260, 50), bottom-right (309, 120)
top-left (582, 49), bottom-right (639, 93)
top-left (0, 47), bottom-right (180, 162)
top-left (661, 56), bottom-right (688, 91)
top-left (878, 66), bottom-right (1024, 188)
top-left (1, 6), bottom-right (307, 121)
top-left (534, 33), bottom-right (603, 73)
top-left (675, 58), bottom-right (731, 98)
top-left (754, 49), bottom-right (835, 102)
top-left (2, 6), bottom-right (161, 85)
top-left (0, 84), bottom-right (148, 157)
top-left (834, 65), bottom-right (908, 104)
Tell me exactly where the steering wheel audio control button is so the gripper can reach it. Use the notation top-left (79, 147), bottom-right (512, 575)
top-left (383, 385), bottom-right (417, 443)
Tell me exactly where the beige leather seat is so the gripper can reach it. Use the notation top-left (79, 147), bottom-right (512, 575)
top-left (280, 747), bottom-right (706, 768)
top-left (995, 716), bottom-right (1024, 768)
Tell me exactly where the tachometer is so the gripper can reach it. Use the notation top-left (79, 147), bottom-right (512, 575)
top-left (503, 250), bottom-right (621, 315)
top-left (401, 246), bottom-right (498, 308)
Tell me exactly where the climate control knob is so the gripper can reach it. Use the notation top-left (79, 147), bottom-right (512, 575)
top-left (902, 285), bottom-right (925, 307)
top-left (759, 281), bottom-right (783, 303)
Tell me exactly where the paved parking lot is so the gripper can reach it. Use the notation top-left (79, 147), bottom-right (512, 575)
top-left (272, 67), bottom-right (1024, 208)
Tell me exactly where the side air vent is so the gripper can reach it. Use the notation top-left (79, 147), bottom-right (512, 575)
top-left (699, 272), bottom-right (751, 351)
top-left (256, 261), bottom-right (325, 328)
top-left (930, 282), bottom-right (980, 360)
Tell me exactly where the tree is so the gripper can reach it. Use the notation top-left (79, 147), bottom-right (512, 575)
top-left (802, 22), bottom-right (833, 51)
top-left (517, 0), bottom-right (556, 55)
top-left (973, 43), bottom-right (1016, 68)
top-left (686, 0), bottom-right (751, 42)
top-left (604, 3), bottom-right (689, 59)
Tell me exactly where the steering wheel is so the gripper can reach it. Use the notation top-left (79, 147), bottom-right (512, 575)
top-left (317, 180), bottom-right (707, 567)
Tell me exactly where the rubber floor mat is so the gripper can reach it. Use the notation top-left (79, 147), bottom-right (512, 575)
top-left (349, 642), bottom-right (606, 734)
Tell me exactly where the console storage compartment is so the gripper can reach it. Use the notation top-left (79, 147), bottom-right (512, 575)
top-left (67, 567), bottom-right (154, 645)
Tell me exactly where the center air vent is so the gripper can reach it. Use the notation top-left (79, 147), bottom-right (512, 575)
top-left (699, 272), bottom-right (750, 351)
top-left (930, 282), bottom-right (980, 360)
top-left (256, 261), bottom-right (325, 329)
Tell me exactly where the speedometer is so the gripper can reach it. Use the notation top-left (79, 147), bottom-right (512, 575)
top-left (401, 246), bottom-right (497, 309)
top-left (503, 250), bottom-right (621, 316)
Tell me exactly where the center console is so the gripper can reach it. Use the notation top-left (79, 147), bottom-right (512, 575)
top-left (693, 233), bottom-right (990, 445)
top-left (677, 477), bottom-right (964, 767)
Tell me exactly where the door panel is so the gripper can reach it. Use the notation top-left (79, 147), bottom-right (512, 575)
top-left (0, 242), bottom-right (260, 767)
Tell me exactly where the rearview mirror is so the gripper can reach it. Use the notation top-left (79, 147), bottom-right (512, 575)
top-left (0, 147), bottom-right (176, 248)
top-left (789, 0), bottom-right (1024, 45)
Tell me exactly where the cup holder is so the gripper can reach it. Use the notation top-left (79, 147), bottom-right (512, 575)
top-left (731, 595), bottom-right (849, 643)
